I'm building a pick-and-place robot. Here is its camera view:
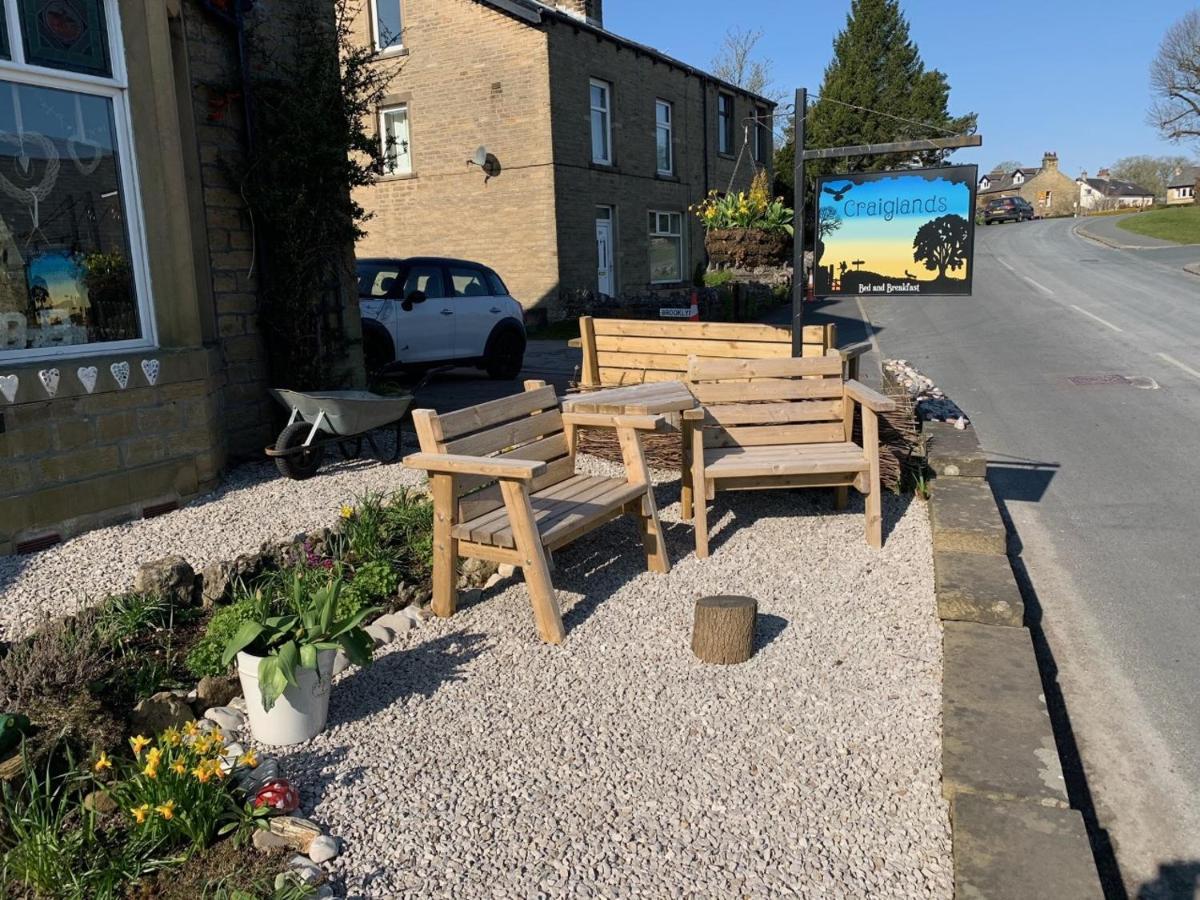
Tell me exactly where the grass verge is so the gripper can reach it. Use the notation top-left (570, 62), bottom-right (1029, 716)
top-left (1115, 205), bottom-right (1200, 244)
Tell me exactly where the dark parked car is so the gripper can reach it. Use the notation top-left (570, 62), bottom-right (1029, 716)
top-left (357, 257), bottom-right (526, 379)
top-left (983, 197), bottom-right (1035, 225)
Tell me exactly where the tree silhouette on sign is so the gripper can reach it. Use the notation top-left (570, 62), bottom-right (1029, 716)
top-left (913, 214), bottom-right (970, 280)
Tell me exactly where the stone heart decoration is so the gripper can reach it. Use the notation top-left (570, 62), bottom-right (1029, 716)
top-left (37, 367), bottom-right (59, 398)
top-left (253, 778), bottom-right (300, 813)
top-left (110, 360), bottom-right (130, 390)
top-left (140, 358), bottom-right (160, 386)
top-left (77, 365), bottom-right (98, 394)
top-left (0, 373), bottom-right (17, 403)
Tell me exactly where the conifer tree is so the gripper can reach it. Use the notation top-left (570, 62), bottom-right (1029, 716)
top-left (775, 0), bottom-right (975, 199)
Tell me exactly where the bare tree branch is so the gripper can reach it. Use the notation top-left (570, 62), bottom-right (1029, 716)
top-left (1150, 10), bottom-right (1200, 144)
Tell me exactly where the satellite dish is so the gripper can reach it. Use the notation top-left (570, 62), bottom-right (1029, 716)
top-left (471, 146), bottom-right (489, 167)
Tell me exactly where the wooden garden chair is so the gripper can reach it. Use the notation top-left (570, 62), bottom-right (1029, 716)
top-left (404, 380), bottom-right (670, 644)
top-left (683, 354), bottom-right (896, 556)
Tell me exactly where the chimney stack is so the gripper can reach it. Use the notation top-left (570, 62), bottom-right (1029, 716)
top-left (1042, 151), bottom-right (1059, 172)
top-left (1096, 167), bottom-right (1110, 180)
top-left (555, 0), bottom-right (603, 26)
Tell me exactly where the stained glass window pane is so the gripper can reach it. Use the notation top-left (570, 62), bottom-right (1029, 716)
top-left (19, 0), bottom-right (111, 77)
top-left (0, 80), bottom-right (141, 354)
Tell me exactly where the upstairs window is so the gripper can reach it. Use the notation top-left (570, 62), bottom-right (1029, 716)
top-left (655, 99), bottom-right (672, 175)
top-left (0, 0), bottom-right (156, 362)
top-left (590, 78), bottom-right (612, 165)
top-left (718, 93), bottom-right (734, 155)
top-left (379, 104), bottom-right (412, 176)
top-left (371, 0), bottom-right (403, 51)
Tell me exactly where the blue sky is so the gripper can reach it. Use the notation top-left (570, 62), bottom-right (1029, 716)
top-left (605, 0), bottom-right (1198, 174)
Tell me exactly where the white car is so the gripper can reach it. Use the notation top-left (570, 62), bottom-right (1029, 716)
top-left (357, 257), bottom-right (527, 380)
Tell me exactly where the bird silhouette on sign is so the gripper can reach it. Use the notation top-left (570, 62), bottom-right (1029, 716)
top-left (822, 182), bottom-right (855, 202)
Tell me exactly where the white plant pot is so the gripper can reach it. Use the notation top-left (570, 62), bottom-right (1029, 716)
top-left (237, 648), bottom-right (337, 746)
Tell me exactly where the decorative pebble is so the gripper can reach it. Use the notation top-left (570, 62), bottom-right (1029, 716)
top-left (308, 834), bottom-right (339, 863)
top-left (364, 623), bottom-right (394, 647)
top-left (373, 612), bottom-right (414, 635)
top-left (204, 706), bottom-right (245, 733)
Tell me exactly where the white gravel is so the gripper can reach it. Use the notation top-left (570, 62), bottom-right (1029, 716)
top-left (270, 458), bottom-right (951, 899)
top-left (0, 447), bottom-right (423, 641)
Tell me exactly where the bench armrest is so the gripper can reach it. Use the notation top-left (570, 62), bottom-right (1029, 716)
top-left (681, 408), bottom-right (706, 421)
top-left (403, 453), bottom-right (547, 481)
top-left (561, 412), bottom-right (668, 432)
top-left (567, 337), bottom-right (583, 349)
top-left (844, 380), bottom-right (896, 413)
top-left (838, 341), bottom-right (872, 361)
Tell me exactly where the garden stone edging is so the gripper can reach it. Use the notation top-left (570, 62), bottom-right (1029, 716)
top-left (924, 419), bottom-right (1104, 896)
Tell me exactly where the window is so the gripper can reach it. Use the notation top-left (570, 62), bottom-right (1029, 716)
top-left (484, 269), bottom-right (509, 296)
top-left (370, 0), bottom-right (403, 51)
top-left (590, 78), bottom-right (611, 165)
top-left (447, 265), bottom-right (490, 297)
top-left (655, 99), bottom-right (672, 175)
top-left (1042, 191), bottom-right (1053, 208)
top-left (401, 264), bottom-right (445, 299)
top-left (379, 104), bottom-right (412, 176)
top-left (648, 211), bottom-right (683, 284)
top-left (358, 262), bottom-right (402, 297)
top-left (718, 93), bottom-right (734, 155)
top-left (753, 106), bottom-right (769, 162)
top-left (0, 0), bottom-right (156, 362)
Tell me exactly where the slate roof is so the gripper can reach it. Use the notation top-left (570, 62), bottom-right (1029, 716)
top-left (1167, 166), bottom-right (1200, 189)
top-left (474, 0), bottom-right (776, 106)
top-left (1080, 178), bottom-right (1154, 198)
top-left (977, 168), bottom-right (1040, 194)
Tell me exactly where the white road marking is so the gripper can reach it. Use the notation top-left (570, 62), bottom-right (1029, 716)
top-left (1157, 353), bottom-right (1200, 380)
top-left (1070, 304), bottom-right (1124, 333)
top-left (994, 255), bottom-right (1054, 295)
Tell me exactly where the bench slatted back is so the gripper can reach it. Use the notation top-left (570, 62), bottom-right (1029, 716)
top-left (577, 316), bottom-right (837, 387)
top-left (411, 383), bottom-right (574, 521)
top-left (687, 355), bottom-right (850, 449)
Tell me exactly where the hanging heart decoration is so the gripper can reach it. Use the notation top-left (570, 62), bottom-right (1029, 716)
top-left (110, 360), bottom-right (130, 390)
top-left (140, 358), bottom-right (160, 386)
top-left (77, 365), bottom-right (98, 393)
top-left (0, 131), bottom-right (61, 230)
top-left (68, 136), bottom-right (103, 176)
top-left (0, 373), bottom-right (17, 403)
top-left (37, 367), bottom-right (59, 398)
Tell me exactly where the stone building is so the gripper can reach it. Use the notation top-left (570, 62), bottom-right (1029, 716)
top-left (1076, 169), bottom-right (1155, 211)
top-left (0, 0), bottom-right (363, 555)
top-left (353, 0), bottom-right (776, 317)
top-left (976, 153), bottom-right (1080, 218)
top-left (1166, 166), bottom-right (1198, 206)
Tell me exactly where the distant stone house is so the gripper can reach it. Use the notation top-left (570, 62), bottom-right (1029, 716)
top-left (1076, 169), bottom-right (1155, 211)
top-left (1166, 166), bottom-right (1198, 206)
top-left (976, 153), bottom-right (1079, 218)
top-left (0, 0), bottom-right (362, 555)
top-left (352, 0), bottom-right (775, 317)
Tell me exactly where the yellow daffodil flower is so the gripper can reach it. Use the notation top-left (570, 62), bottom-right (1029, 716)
top-left (163, 727), bottom-right (181, 747)
top-left (172, 760), bottom-right (187, 776)
top-left (238, 749), bottom-right (259, 768)
top-left (130, 735), bottom-right (151, 756)
top-left (143, 763), bottom-right (158, 780)
top-left (340, 505), bottom-right (354, 519)
top-left (155, 800), bottom-right (176, 821)
top-left (131, 803), bottom-right (151, 824)
top-left (94, 752), bottom-right (112, 772)
top-left (183, 721), bottom-right (200, 738)
top-left (193, 764), bottom-right (212, 784)
top-left (146, 747), bottom-right (162, 766)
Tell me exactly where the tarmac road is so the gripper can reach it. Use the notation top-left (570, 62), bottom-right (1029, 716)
top-left (835, 217), bottom-right (1200, 897)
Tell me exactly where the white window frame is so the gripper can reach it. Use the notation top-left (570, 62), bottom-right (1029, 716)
top-left (369, 0), bottom-right (404, 52)
top-left (590, 78), bottom-right (612, 165)
top-left (0, 0), bottom-right (158, 364)
top-left (655, 99), bottom-right (673, 176)
top-left (648, 210), bottom-right (684, 285)
top-left (378, 103), bottom-right (412, 177)
top-left (717, 93), bottom-right (734, 155)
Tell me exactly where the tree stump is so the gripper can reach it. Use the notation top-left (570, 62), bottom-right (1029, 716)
top-left (692, 595), bottom-right (757, 664)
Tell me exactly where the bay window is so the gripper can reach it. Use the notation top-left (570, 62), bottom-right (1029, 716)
top-left (0, 0), bottom-right (154, 361)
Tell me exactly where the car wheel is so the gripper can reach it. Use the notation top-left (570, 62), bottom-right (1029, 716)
top-left (485, 328), bottom-right (525, 380)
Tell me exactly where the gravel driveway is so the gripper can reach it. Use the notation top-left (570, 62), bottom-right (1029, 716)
top-left (272, 459), bottom-right (951, 898)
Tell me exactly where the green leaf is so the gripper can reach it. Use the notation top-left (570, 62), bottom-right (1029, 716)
top-left (331, 605), bottom-right (383, 638)
top-left (276, 640), bottom-right (301, 687)
top-left (221, 621), bottom-right (265, 667)
top-left (299, 643), bottom-right (318, 670)
top-left (339, 628), bottom-right (375, 667)
top-left (258, 656), bottom-right (289, 711)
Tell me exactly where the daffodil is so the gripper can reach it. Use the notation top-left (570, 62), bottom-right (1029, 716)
top-left (146, 747), bottom-right (162, 766)
top-left (155, 800), bottom-right (176, 821)
top-left (238, 749), bottom-right (259, 768)
top-left (143, 762), bottom-right (159, 780)
top-left (172, 760), bottom-right (187, 776)
top-left (183, 720), bottom-right (200, 738)
top-left (340, 504), bottom-right (355, 519)
top-left (130, 735), bottom-right (151, 757)
top-left (131, 803), bottom-right (151, 824)
top-left (163, 727), bottom-right (181, 747)
top-left (193, 764), bottom-right (212, 784)
top-left (93, 752), bottom-right (112, 772)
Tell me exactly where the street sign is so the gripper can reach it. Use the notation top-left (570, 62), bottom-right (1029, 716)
top-left (815, 164), bottom-right (978, 297)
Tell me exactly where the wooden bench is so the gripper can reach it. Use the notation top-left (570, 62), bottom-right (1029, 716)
top-left (570, 317), bottom-right (868, 388)
top-left (683, 355), bottom-right (896, 556)
top-left (405, 381), bottom-right (669, 644)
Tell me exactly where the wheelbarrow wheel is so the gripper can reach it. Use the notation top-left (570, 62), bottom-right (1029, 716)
top-left (274, 422), bottom-right (325, 480)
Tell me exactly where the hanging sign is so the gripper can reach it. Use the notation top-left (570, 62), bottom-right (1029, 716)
top-left (815, 164), bottom-right (977, 297)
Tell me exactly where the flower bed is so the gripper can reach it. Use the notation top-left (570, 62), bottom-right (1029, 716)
top-left (0, 489), bottom-right (459, 899)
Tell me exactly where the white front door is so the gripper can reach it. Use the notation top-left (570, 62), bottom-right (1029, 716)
top-left (596, 208), bottom-right (614, 296)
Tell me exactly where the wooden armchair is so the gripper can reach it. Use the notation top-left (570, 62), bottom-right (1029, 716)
top-left (405, 381), bottom-right (670, 644)
top-left (683, 355), bottom-right (896, 557)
